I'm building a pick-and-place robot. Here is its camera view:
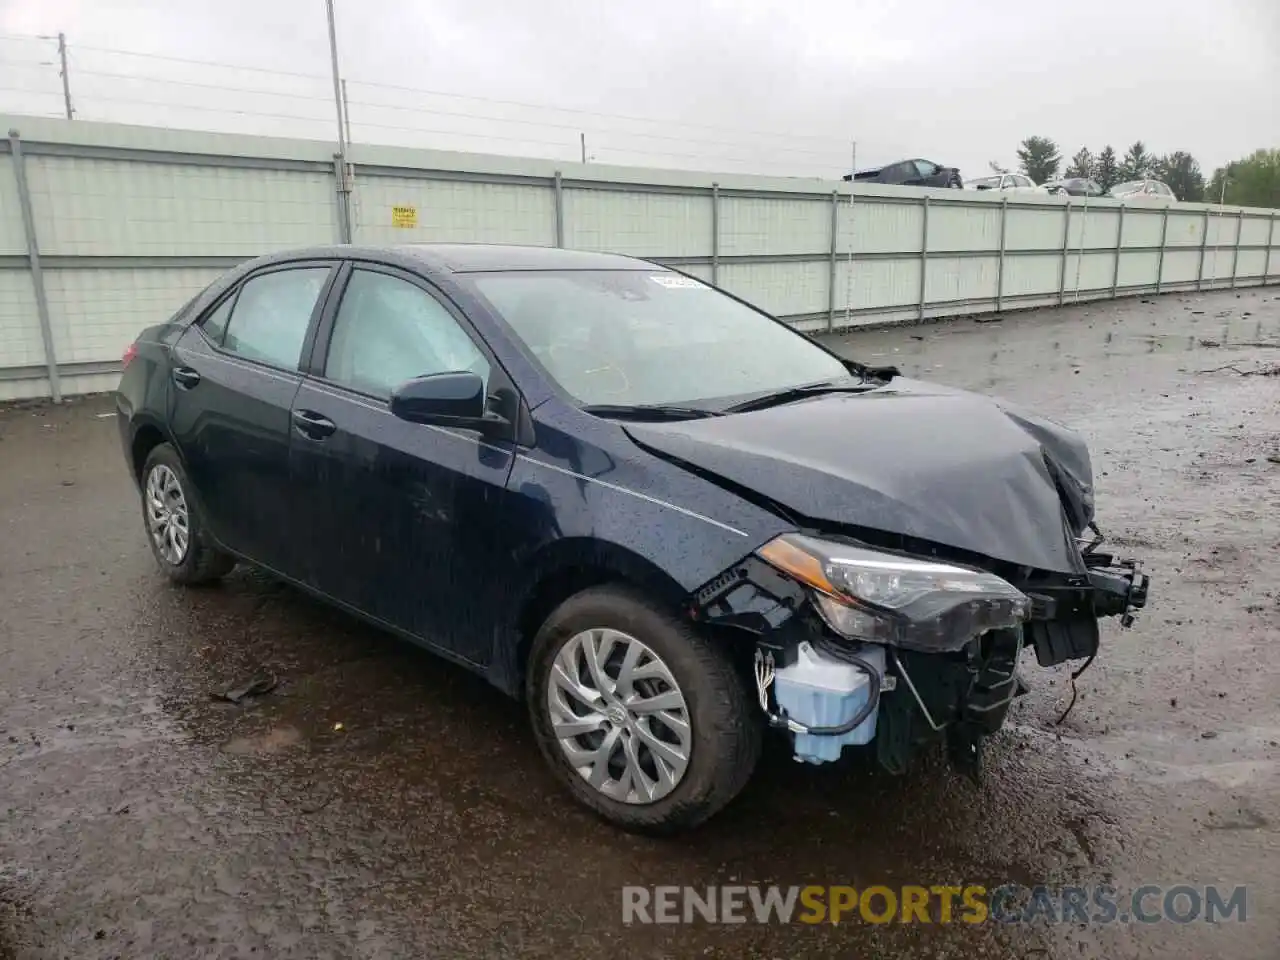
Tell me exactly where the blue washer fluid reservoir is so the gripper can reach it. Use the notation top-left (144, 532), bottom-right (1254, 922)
top-left (772, 640), bottom-right (886, 764)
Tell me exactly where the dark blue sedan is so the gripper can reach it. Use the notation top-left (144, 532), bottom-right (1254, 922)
top-left (116, 244), bottom-right (1148, 832)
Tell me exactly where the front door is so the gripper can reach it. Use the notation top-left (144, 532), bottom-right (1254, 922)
top-left (289, 264), bottom-right (519, 666)
top-left (168, 263), bottom-right (335, 572)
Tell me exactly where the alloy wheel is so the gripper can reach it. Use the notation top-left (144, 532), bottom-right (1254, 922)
top-left (547, 628), bottom-right (692, 804)
top-left (145, 464), bottom-right (190, 565)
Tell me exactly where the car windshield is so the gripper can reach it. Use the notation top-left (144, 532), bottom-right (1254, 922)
top-left (965, 176), bottom-right (1002, 188)
top-left (466, 270), bottom-right (851, 408)
top-left (1110, 181), bottom-right (1144, 195)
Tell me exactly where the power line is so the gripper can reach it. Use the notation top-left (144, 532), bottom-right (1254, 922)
top-left (60, 63), bottom-right (839, 158)
top-left (0, 85), bottom-right (831, 170)
top-left (344, 77), bottom-right (844, 146)
top-left (66, 92), bottom-right (336, 126)
top-left (344, 96), bottom-right (841, 158)
top-left (70, 41), bottom-right (333, 82)
top-left (67, 65), bottom-right (337, 104)
top-left (57, 89), bottom-right (576, 151)
top-left (0, 62), bottom-right (58, 73)
top-left (0, 86), bottom-right (66, 100)
top-left (8, 32), bottom-right (844, 147)
top-left (0, 33), bottom-right (53, 44)
top-left (2, 31), bottom-right (846, 173)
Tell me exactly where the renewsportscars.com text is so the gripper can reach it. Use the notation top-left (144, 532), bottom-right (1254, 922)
top-left (621, 884), bottom-right (1248, 925)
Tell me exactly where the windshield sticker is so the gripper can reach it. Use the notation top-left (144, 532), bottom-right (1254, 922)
top-left (649, 275), bottom-right (704, 289)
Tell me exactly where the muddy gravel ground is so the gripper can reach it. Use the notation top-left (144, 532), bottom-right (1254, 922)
top-left (2, 287), bottom-right (1278, 959)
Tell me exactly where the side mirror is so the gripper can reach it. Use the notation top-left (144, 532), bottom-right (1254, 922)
top-left (389, 371), bottom-right (501, 429)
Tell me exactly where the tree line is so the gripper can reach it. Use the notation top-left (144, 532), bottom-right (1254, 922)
top-left (998, 138), bottom-right (1280, 208)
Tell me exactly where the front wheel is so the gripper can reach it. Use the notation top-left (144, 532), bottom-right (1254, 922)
top-left (527, 585), bottom-right (760, 834)
top-left (140, 443), bottom-right (235, 584)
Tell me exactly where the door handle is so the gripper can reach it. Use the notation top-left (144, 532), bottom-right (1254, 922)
top-left (292, 409), bottom-right (337, 440)
top-left (172, 366), bottom-right (201, 389)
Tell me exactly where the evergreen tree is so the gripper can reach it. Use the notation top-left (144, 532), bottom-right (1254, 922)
top-left (1065, 147), bottom-right (1094, 179)
top-left (1119, 141), bottom-right (1154, 181)
top-left (1153, 152), bottom-right (1205, 202)
top-left (1094, 146), bottom-right (1119, 190)
top-left (1016, 136), bottom-right (1062, 183)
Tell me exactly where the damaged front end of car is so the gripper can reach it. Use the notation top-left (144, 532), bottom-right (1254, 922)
top-left (688, 528), bottom-right (1149, 778)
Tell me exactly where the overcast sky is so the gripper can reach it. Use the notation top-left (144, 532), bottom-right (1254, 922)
top-left (1, 0), bottom-right (1276, 179)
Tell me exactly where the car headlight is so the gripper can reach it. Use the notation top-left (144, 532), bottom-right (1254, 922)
top-left (757, 533), bottom-right (1030, 651)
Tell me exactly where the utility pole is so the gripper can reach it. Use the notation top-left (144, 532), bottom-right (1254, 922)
top-left (843, 140), bottom-right (856, 329)
top-left (580, 132), bottom-right (586, 164)
top-left (57, 32), bottom-right (73, 119)
top-left (324, 0), bottom-right (352, 242)
top-left (341, 78), bottom-right (352, 144)
top-left (325, 1), bottom-right (348, 158)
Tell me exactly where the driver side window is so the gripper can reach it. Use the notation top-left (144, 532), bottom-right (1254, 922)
top-left (324, 269), bottom-right (489, 399)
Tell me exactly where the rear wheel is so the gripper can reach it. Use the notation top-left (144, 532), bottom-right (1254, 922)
top-left (948, 173), bottom-right (963, 188)
top-left (527, 585), bottom-right (760, 834)
top-left (140, 443), bottom-right (234, 584)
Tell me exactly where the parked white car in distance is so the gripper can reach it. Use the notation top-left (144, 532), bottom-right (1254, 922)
top-left (963, 173), bottom-right (1045, 194)
top-left (1109, 179), bottom-right (1178, 203)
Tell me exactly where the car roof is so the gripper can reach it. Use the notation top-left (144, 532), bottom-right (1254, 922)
top-left (397, 243), bottom-right (654, 273)
top-left (251, 243), bottom-right (657, 275)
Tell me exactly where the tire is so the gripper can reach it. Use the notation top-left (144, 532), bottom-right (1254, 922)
top-left (526, 585), bottom-right (761, 834)
top-left (948, 174), bottom-right (963, 189)
top-left (139, 443), bottom-right (235, 584)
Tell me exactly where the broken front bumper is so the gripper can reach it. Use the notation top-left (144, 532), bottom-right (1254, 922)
top-left (689, 540), bottom-right (1151, 773)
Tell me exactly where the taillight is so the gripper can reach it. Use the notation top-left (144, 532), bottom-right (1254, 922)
top-left (122, 342), bottom-right (139, 368)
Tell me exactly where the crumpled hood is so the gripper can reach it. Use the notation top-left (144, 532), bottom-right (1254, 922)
top-left (625, 378), bottom-right (1095, 574)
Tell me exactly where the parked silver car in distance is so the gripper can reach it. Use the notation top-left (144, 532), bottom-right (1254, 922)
top-left (963, 173), bottom-right (1045, 194)
top-left (1109, 179), bottom-right (1178, 203)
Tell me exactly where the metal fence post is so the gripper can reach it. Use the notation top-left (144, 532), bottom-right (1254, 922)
top-left (1058, 201), bottom-right (1072, 305)
top-left (827, 190), bottom-right (838, 331)
top-left (995, 197), bottom-right (1008, 312)
top-left (332, 154), bottom-right (351, 243)
top-left (553, 171), bottom-right (564, 247)
top-left (711, 182), bottom-right (720, 286)
top-left (1269, 212), bottom-right (1278, 281)
top-left (1229, 210), bottom-right (1243, 287)
top-left (1196, 207), bottom-right (1210, 290)
top-left (1111, 204), bottom-right (1125, 298)
top-left (7, 129), bottom-right (61, 403)
top-left (829, 189), bottom-right (839, 332)
top-left (917, 196), bottom-right (929, 321)
top-left (1155, 207), bottom-right (1169, 294)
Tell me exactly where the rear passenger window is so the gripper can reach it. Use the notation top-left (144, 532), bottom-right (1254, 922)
top-left (222, 267), bottom-right (330, 370)
top-left (200, 296), bottom-right (234, 345)
top-left (324, 269), bottom-right (489, 398)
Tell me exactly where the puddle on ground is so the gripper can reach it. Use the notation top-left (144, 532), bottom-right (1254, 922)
top-left (221, 724), bottom-right (304, 756)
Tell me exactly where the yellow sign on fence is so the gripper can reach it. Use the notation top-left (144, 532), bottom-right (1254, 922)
top-left (391, 205), bottom-right (418, 228)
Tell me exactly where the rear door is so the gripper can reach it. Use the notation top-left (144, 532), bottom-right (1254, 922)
top-left (288, 263), bottom-right (520, 666)
top-left (882, 162), bottom-right (913, 185)
top-left (169, 261), bottom-right (337, 573)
